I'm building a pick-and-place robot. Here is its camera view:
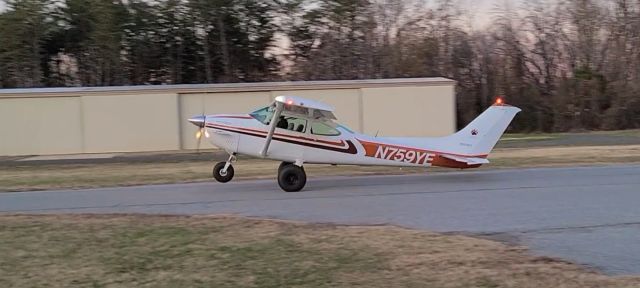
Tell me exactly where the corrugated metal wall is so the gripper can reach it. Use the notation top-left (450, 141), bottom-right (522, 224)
top-left (0, 78), bottom-right (455, 156)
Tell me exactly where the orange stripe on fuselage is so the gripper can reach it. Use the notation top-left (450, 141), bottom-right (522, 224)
top-left (430, 155), bottom-right (482, 169)
top-left (356, 139), bottom-right (485, 169)
top-left (356, 138), bottom-right (487, 158)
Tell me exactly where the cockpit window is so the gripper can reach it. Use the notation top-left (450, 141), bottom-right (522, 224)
top-left (311, 122), bottom-right (341, 136)
top-left (276, 116), bottom-right (307, 133)
top-left (250, 106), bottom-right (274, 125)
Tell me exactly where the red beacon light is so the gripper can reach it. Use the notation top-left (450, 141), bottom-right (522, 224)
top-left (286, 99), bottom-right (294, 105)
top-left (495, 97), bottom-right (504, 105)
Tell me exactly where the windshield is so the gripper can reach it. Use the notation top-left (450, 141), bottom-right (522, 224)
top-left (250, 106), bottom-right (274, 125)
top-left (338, 124), bottom-right (355, 134)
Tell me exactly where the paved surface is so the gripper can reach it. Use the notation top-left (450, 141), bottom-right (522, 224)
top-left (2, 165), bottom-right (640, 275)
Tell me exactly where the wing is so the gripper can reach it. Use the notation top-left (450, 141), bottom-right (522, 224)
top-left (275, 96), bottom-right (336, 120)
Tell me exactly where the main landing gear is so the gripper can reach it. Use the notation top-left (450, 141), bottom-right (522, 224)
top-left (277, 162), bottom-right (306, 192)
top-left (213, 156), bottom-right (307, 192)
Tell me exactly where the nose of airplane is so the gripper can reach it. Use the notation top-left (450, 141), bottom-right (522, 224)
top-left (188, 115), bottom-right (206, 128)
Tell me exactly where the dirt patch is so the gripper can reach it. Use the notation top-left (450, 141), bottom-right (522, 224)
top-left (1, 214), bottom-right (639, 288)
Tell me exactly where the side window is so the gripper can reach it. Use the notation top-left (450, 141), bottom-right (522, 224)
top-left (276, 116), bottom-right (307, 133)
top-left (311, 122), bottom-right (341, 136)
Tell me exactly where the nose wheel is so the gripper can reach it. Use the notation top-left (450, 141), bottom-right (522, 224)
top-left (213, 154), bottom-right (236, 183)
top-left (278, 163), bottom-right (306, 192)
top-left (213, 162), bottom-right (234, 182)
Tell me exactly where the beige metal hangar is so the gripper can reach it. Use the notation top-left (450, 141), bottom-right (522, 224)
top-left (0, 78), bottom-right (456, 156)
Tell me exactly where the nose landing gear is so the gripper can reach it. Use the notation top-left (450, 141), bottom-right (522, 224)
top-left (212, 155), bottom-right (307, 192)
top-left (213, 154), bottom-right (236, 183)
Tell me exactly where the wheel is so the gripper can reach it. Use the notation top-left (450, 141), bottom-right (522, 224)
top-left (277, 164), bottom-right (306, 192)
top-left (213, 162), bottom-right (234, 183)
top-left (278, 161), bottom-right (293, 173)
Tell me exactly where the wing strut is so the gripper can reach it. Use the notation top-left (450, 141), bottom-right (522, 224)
top-left (260, 101), bottom-right (284, 157)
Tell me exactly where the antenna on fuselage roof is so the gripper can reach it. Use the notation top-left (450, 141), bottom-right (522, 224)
top-left (375, 130), bottom-right (379, 137)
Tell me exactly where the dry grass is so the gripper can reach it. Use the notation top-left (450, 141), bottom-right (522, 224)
top-left (2, 145), bottom-right (640, 192)
top-left (0, 160), bottom-right (427, 192)
top-left (489, 145), bottom-right (640, 167)
top-left (0, 214), bottom-right (639, 288)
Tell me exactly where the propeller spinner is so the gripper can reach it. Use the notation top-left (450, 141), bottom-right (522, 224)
top-left (188, 115), bottom-right (208, 152)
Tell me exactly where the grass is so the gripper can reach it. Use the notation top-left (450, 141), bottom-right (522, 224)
top-left (503, 129), bottom-right (640, 139)
top-left (2, 144), bottom-right (640, 192)
top-left (497, 129), bottom-right (640, 148)
top-left (0, 160), bottom-right (427, 192)
top-left (1, 214), bottom-right (639, 288)
top-left (490, 145), bottom-right (640, 167)
top-left (499, 135), bottom-right (558, 141)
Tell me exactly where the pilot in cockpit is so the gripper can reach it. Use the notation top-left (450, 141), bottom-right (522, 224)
top-left (276, 116), bottom-right (288, 129)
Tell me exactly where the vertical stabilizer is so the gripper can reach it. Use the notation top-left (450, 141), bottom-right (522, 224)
top-left (443, 103), bottom-right (521, 156)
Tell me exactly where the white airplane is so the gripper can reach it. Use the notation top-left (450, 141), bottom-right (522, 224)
top-left (189, 96), bottom-right (520, 192)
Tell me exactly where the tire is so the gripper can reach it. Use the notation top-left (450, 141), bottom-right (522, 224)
top-left (278, 162), bottom-right (293, 173)
top-left (213, 162), bottom-right (234, 183)
top-left (278, 164), bottom-right (307, 192)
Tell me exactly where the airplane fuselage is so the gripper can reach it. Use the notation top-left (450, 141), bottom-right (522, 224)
top-left (191, 96), bottom-right (519, 191)
top-left (205, 114), bottom-right (482, 169)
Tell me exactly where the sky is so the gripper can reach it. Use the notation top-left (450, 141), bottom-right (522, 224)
top-left (0, 0), bottom-right (504, 13)
top-left (457, 0), bottom-right (515, 28)
top-left (0, 0), bottom-right (513, 28)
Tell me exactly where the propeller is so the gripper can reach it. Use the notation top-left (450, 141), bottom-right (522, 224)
top-left (196, 115), bottom-right (209, 153)
top-left (189, 112), bottom-right (208, 153)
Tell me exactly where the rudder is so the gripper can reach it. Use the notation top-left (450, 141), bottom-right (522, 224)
top-left (444, 103), bottom-right (521, 156)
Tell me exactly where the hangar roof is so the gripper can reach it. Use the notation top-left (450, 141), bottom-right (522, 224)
top-left (0, 77), bottom-right (455, 98)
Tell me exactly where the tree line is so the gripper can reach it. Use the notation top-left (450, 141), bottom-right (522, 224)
top-left (1, 0), bottom-right (640, 132)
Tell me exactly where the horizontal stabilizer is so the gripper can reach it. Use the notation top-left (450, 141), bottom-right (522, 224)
top-left (440, 154), bottom-right (490, 165)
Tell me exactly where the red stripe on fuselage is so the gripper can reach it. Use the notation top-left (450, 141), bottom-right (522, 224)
top-left (210, 115), bottom-right (253, 119)
top-left (207, 124), bottom-right (357, 154)
top-left (206, 122), bottom-right (346, 146)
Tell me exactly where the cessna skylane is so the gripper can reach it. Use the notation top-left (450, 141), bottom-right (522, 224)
top-left (189, 96), bottom-right (521, 192)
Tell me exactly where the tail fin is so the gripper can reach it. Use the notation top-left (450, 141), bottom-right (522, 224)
top-left (443, 103), bottom-right (521, 156)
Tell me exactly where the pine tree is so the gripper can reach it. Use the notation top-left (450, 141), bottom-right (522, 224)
top-left (0, 0), bottom-right (49, 88)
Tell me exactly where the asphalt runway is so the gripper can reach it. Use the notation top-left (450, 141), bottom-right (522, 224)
top-left (2, 165), bottom-right (640, 275)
